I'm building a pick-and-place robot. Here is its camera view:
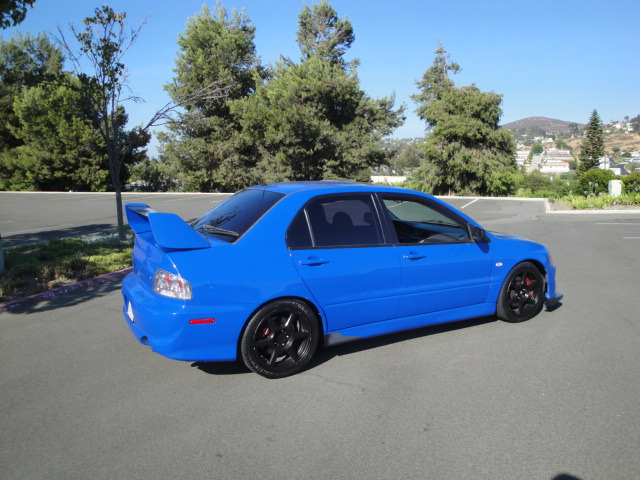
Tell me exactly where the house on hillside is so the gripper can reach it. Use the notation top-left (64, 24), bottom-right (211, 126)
top-left (515, 150), bottom-right (530, 169)
top-left (540, 148), bottom-right (571, 173)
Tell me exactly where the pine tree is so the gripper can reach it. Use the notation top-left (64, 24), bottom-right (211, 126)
top-left (408, 45), bottom-right (516, 196)
top-left (411, 41), bottom-right (460, 129)
top-left (578, 109), bottom-right (605, 173)
top-left (232, 1), bottom-right (404, 183)
top-left (159, 3), bottom-right (265, 191)
top-left (0, 32), bottom-right (63, 152)
top-left (234, 56), bottom-right (402, 182)
top-left (296, 0), bottom-right (354, 64)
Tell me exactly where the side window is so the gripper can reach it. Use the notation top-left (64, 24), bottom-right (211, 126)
top-left (287, 194), bottom-right (383, 248)
top-left (286, 210), bottom-right (313, 248)
top-left (382, 196), bottom-right (470, 244)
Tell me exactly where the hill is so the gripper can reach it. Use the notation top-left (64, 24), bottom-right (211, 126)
top-left (502, 117), bottom-right (584, 134)
top-left (565, 131), bottom-right (640, 154)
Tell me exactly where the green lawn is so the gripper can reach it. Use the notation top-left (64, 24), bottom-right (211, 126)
top-left (1, 230), bottom-right (133, 303)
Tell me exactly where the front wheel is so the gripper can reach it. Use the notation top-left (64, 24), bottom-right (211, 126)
top-left (240, 299), bottom-right (320, 379)
top-left (496, 262), bottom-right (545, 323)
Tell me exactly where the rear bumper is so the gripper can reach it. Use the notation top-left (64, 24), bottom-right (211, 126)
top-left (121, 273), bottom-right (249, 361)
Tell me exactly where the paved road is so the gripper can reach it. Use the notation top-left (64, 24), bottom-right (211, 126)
top-left (2, 195), bottom-right (640, 479)
top-left (0, 192), bottom-right (230, 247)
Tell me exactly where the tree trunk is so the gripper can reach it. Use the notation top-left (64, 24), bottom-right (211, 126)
top-left (108, 153), bottom-right (126, 242)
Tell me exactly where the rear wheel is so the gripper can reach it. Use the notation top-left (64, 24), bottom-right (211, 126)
top-left (497, 262), bottom-right (545, 323)
top-left (241, 299), bottom-right (319, 379)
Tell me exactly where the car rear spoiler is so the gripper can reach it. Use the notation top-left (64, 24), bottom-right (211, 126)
top-left (125, 203), bottom-right (210, 251)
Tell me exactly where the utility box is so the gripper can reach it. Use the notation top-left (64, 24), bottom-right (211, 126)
top-left (608, 179), bottom-right (622, 197)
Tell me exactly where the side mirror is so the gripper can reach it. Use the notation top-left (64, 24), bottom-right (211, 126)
top-left (467, 224), bottom-right (489, 243)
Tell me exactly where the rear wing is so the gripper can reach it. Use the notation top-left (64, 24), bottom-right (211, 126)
top-left (125, 203), bottom-right (210, 251)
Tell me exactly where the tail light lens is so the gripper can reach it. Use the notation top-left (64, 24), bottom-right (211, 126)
top-left (153, 269), bottom-right (192, 300)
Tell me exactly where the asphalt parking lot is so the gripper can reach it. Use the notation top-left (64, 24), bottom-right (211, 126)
top-left (1, 192), bottom-right (640, 479)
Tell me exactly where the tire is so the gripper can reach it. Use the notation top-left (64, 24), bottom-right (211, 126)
top-left (496, 262), bottom-right (545, 323)
top-left (240, 299), bottom-right (320, 379)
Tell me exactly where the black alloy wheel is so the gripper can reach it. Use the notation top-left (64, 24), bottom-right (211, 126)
top-left (241, 299), bottom-right (319, 379)
top-left (496, 262), bottom-right (545, 323)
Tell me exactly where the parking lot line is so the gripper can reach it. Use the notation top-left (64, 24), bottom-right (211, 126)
top-left (460, 198), bottom-right (479, 209)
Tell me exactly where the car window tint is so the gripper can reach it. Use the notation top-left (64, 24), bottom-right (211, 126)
top-left (382, 197), bottom-right (469, 244)
top-left (303, 195), bottom-right (382, 248)
top-left (286, 210), bottom-right (313, 248)
top-left (193, 189), bottom-right (284, 242)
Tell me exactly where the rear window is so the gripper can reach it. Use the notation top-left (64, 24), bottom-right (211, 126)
top-left (192, 189), bottom-right (284, 242)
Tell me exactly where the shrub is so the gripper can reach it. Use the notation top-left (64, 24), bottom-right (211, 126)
top-left (623, 172), bottom-right (640, 193)
top-left (515, 171), bottom-right (573, 198)
top-left (575, 169), bottom-right (617, 196)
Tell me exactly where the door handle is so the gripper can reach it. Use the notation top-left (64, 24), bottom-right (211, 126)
top-left (300, 256), bottom-right (329, 266)
top-left (403, 252), bottom-right (426, 260)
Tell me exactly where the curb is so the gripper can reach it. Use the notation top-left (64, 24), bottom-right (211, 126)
top-left (0, 267), bottom-right (132, 314)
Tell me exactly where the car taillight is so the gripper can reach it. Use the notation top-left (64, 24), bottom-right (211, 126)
top-left (153, 269), bottom-right (192, 300)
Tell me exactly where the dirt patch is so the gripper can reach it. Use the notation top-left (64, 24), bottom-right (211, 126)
top-left (548, 200), bottom-right (572, 211)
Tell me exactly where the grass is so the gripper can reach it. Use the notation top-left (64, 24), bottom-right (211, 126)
top-left (0, 229), bottom-right (133, 303)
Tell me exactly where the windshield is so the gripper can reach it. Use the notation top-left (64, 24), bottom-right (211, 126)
top-left (193, 189), bottom-right (285, 242)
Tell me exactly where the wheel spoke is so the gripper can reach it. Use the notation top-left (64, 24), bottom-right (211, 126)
top-left (519, 297), bottom-right (529, 312)
top-left (255, 337), bottom-right (273, 348)
top-left (509, 296), bottom-right (520, 310)
top-left (284, 345), bottom-right (300, 362)
top-left (266, 345), bottom-right (284, 366)
top-left (291, 330), bottom-right (310, 341)
top-left (283, 313), bottom-right (295, 328)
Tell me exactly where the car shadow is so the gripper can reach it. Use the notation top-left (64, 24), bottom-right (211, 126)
top-left (546, 301), bottom-right (563, 312)
top-left (191, 316), bottom-right (497, 378)
top-left (191, 361), bottom-right (251, 376)
top-left (308, 316), bottom-right (497, 369)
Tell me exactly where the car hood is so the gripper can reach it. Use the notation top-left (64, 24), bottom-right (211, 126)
top-left (490, 231), bottom-right (532, 242)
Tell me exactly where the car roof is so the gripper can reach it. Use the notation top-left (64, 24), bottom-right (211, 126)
top-left (248, 181), bottom-right (404, 195)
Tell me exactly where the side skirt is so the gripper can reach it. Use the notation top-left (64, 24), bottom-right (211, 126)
top-left (323, 303), bottom-right (496, 347)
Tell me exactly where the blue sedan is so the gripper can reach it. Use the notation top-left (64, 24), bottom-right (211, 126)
top-left (122, 182), bottom-right (562, 378)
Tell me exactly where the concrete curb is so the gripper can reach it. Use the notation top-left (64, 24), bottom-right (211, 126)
top-left (0, 267), bottom-right (132, 314)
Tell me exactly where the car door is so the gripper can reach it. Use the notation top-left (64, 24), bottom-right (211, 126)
top-left (379, 194), bottom-right (492, 318)
top-left (287, 193), bottom-right (401, 332)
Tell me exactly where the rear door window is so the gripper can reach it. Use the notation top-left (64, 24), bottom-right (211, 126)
top-left (287, 194), bottom-right (384, 248)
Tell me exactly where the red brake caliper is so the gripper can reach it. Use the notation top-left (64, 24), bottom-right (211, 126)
top-left (525, 277), bottom-right (533, 296)
top-left (259, 326), bottom-right (271, 338)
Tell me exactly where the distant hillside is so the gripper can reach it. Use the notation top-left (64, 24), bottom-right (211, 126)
top-left (502, 117), bottom-right (584, 134)
top-left (565, 131), bottom-right (640, 154)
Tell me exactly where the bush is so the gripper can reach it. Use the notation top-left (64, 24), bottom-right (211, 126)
top-left (575, 169), bottom-right (617, 196)
top-left (623, 172), bottom-right (640, 193)
top-left (514, 171), bottom-right (573, 198)
top-left (561, 193), bottom-right (640, 209)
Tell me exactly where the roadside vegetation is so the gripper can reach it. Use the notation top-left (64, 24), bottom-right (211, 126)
top-left (558, 193), bottom-right (640, 209)
top-left (0, 230), bottom-right (133, 303)
top-left (521, 169), bottom-right (640, 209)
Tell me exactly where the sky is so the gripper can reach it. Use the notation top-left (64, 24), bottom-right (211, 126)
top-left (5, 0), bottom-right (640, 156)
